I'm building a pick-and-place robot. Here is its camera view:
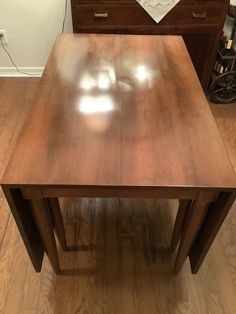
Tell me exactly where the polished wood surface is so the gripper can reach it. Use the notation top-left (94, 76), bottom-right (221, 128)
top-left (119, 35), bottom-right (234, 188)
top-left (2, 197), bottom-right (236, 313)
top-left (174, 191), bottom-right (217, 273)
top-left (189, 103), bottom-right (236, 273)
top-left (1, 36), bottom-right (235, 275)
top-left (1, 78), bottom-right (236, 313)
top-left (190, 191), bottom-right (236, 273)
top-left (170, 200), bottom-right (191, 251)
top-left (0, 78), bottom-right (43, 270)
top-left (2, 34), bottom-right (236, 190)
top-left (30, 198), bottom-right (60, 274)
top-left (0, 78), bottom-right (39, 248)
top-left (71, 0), bottom-right (229, 91)
top-left (2, 187), bottom-right (44, 272)
top-left (49, 198), bottom-right (68, 251)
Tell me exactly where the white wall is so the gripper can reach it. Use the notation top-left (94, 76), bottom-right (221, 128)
top-left (0, 0), bottom-right (73, 75)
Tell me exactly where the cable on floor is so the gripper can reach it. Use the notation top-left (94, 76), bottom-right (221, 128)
top-left (62, 0), bottom-right (68, 33)
top-left (0, 38), bottom-right (40, 77)
top-left (1, 0), bottom-right (68, 76)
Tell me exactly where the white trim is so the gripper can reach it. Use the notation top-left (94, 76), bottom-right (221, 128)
top-left (0, 67), bottom-right (44, 77)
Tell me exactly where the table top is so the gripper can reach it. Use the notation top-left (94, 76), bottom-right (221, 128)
top-left (2, 34), bottom-right (236, 189)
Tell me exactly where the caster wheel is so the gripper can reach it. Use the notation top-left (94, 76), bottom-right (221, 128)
top-left (209, 71), bottom-right (236, 104)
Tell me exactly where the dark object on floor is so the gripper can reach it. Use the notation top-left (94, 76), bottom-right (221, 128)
top-left (209, 71), bottom-right (236, 104)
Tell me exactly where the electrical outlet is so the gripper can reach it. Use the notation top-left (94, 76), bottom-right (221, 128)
top-left (0, 30), bottom-right (8, 44)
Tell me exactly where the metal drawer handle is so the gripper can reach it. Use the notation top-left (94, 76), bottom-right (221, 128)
top-left (192, 12), bottom-right (207, 19)
top-left (94, 12), bottom-right (109, 18)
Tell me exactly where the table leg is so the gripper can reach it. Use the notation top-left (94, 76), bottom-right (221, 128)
top-left (173, 191), bottom-right (218, 274)
top-left (30, 198), bottom-right (61, 274)
top-left (170, 200), bottom-right (192, 251)
top-left (2, 186), bottom-right (44, 272)
top-left (189, 191), bottom-right (236, 273)
top-left (48, 198), bottom-right (68, 251)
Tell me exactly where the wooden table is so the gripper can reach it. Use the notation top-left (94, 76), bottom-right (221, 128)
top-left (1, 34), bottom-right (236, 275)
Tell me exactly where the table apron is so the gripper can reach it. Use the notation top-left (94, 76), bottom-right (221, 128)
top-left (20, 187), bottom-right (202, 200)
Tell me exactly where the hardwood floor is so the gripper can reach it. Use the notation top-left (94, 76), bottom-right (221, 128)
top-left (0, 78), bottom-right (39, 248)
top-left (0, 78), bottom-right (236, 313)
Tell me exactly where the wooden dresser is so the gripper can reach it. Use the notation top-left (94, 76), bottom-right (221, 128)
top-left (71, 0), bottom-right (229, 91)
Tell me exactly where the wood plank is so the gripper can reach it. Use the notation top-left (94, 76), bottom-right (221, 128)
top-left (30, 198), bottom-right (60, 274)
top-left (120, 35), bottom-right (236, 188)
top-left (190, 192), bottom-right (236, 273)
top-left (0, 78), bottom-right (39, 247)
top-left (1, 196), bottom-right (236, 313)
top-left (1, 35), bottom-right (122, 187)
top-left (1, 186), bottom-right (44, 272)
top-left (210, 102), bottom-right (236, 171)
top-left (0, 78), bottom-right (39, 179)
top-left (40, 186), bottom-right (198, 199)
top-left (174, 191), bottom-right (218, 273)
top-left (48, 198), bottom-right (68, 251)
top-left (0, 215), bottom-right (42, 313)
top-left (0, 190), bottom-right (10, 249)
top-left (170, 199), bottom-right (192, 251)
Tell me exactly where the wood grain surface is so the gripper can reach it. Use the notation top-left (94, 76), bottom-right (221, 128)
top-left (0, 78), bottom-right (236, 313)
top-left (2, 34), bottom-right (236, 190)
top-left (170, 200), bottom-right (191, 251)
top-left (0, 78), bottom-right (39, 247)
top-left (71, 0), bottom-right (229, 92)
top-left (1, 197), bottom-right (236, 313)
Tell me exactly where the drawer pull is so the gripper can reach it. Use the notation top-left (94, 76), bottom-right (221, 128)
top-left (94, 12), bottom-right (109, 18)
top-left (192, 12), bottom-right (207, 19)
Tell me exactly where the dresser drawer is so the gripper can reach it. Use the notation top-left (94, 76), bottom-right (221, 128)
top-left (73, 3), bottom-right (155, 27)
top-left (73, 2), bottom-right (225, 28)
top-left (159, 4), bottom-right (225, 27)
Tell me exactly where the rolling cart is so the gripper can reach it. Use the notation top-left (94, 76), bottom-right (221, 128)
top-left (209, 5), bottom-right (236, 104)
top-left (209, 46), bottom-right (236, 104)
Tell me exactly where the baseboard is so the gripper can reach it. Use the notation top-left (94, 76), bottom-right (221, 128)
top-left (0, 67), bottom-right (44, 77)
